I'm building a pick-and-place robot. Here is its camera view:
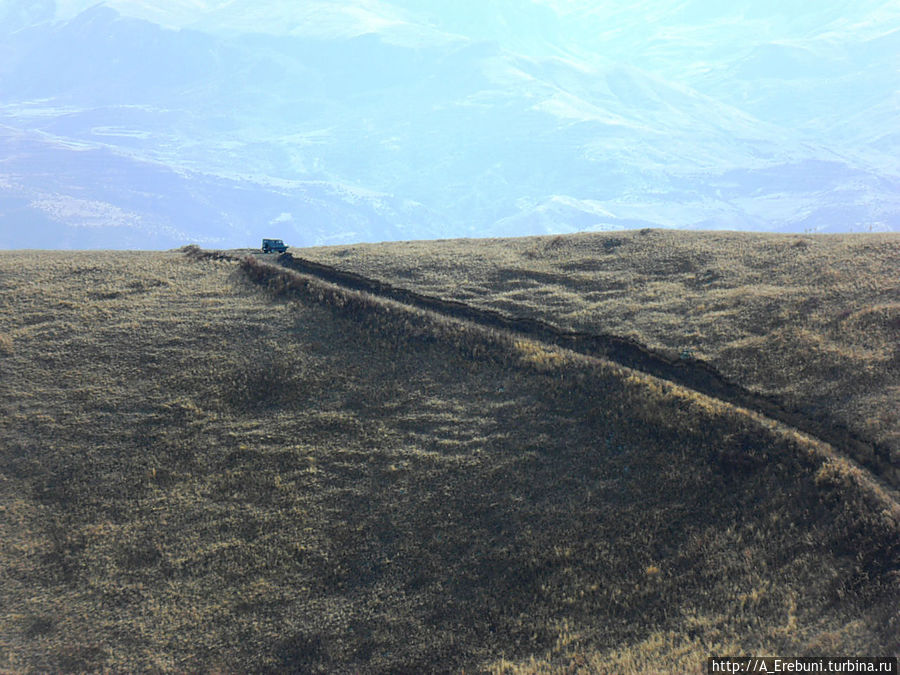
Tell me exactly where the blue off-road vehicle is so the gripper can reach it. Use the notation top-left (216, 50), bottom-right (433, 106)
top-left (261, 238), bottom-right (288, 254)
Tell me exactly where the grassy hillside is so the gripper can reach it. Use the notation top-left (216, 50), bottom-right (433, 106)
top-left (300, 230), bottom-right (900, 488)
top-left (0, 243), bottom-right (897, 673)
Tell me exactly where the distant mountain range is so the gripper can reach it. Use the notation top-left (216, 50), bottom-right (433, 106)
top-left (1, 0), bottom-right (898, 248)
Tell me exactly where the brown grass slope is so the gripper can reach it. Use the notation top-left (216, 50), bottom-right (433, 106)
top-left (0, 248), bottom-right (897, 673)
top-left (298, 230), bottom-right (900, 489)
top-left (254, 248), bottom-right (887, 489)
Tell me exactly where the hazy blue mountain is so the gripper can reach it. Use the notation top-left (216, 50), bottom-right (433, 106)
top-left (0, 124), bottom-right (441, 249)
top-left (0, 1), bottom-right (897, 248)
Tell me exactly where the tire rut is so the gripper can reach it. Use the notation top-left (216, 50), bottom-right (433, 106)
top-left (192, 247), bottom-right (897, 490)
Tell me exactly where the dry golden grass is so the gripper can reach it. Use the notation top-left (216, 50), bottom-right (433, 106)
top-left (299, 230), bottom-right (900, 487)
top-left (0, 244), bottom-right (897, 673)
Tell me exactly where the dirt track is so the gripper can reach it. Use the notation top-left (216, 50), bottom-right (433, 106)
top-left (189, 246), bottom-right (895, 490)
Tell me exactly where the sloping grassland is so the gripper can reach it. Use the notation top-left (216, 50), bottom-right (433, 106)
top-left (0, 242), bottom-right (898, 673)
top-left (301, 230), bottom-right (900, 489)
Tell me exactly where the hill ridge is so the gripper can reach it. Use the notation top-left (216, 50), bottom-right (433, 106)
top-left (2, 248), bottom-right (897, 672)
